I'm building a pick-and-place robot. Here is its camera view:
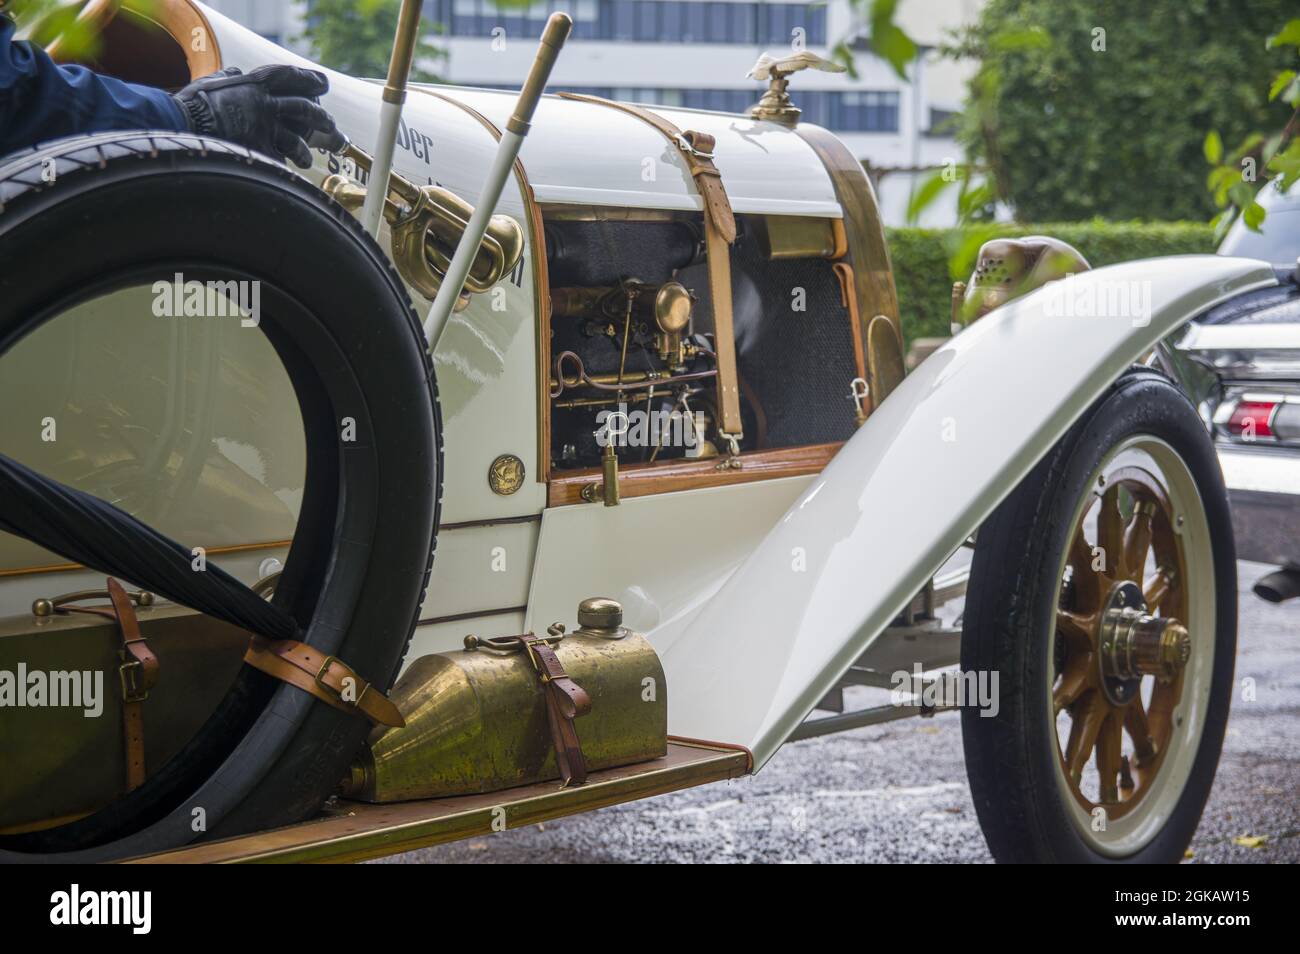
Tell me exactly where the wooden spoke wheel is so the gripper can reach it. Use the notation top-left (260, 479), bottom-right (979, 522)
top-left (1050, 444), bottom-right (1210, 843)
top-left (961, 369), bottom-right (1236, 863)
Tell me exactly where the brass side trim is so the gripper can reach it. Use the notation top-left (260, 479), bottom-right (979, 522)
top-left (866, 313), bottom-right (906, 408)
top-left (668, 735), bottom-right (754, 773)
top-left (416, 604), bottom-right (527, 627)
top-left (440, 514), bottom-right (542, 532)
top-left (834, 261), bottom-right (868, 387)
top-left (548, 442), bottom-right (840, 507)
top-left (123, 741), bottom-right (750, 863)
top-left (796, 126), bottom-right (901, 383)
top-left (2, 515), bottom-right (544, 578)
top-left (0, 538), bottom-right (292, 579)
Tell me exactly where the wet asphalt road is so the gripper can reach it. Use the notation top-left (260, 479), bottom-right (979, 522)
top-left (382, 560), bottom-right (1298, 864)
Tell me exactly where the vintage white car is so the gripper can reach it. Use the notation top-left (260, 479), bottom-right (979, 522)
top-left (0, 0), bottom-right (1278, 864)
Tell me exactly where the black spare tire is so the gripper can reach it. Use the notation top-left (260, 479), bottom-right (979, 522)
top-left (0, 132), bottom-right (441, 861)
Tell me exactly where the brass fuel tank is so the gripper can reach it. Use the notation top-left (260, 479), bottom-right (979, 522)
top-left (342, 599), bottom-right (667, 802)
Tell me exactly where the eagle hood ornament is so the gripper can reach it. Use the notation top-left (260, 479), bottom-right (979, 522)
top-left (746, 50), bottom-right (847, 127)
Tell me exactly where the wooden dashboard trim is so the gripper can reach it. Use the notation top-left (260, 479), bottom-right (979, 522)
top-left (546, 441), bottom-right (841, 507)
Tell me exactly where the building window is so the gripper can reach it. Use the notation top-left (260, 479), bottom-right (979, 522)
top-left (833, 90), bottom-right (899, 132)
top-left (535, 86), bottom-right (896, 134)
top-left (425, 1), bottom-right (825, 46)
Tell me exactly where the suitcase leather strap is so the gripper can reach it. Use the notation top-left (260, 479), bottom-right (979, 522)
top-left (58, 578), bottom-right (158, 793)
top-left (557, 92), bottom-right (744, 439)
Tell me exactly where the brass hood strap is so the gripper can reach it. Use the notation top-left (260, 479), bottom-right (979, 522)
top-left (244, 635), bottom-right (406, 728)
top-left (556, 93), bottom-right (744, 438)
top-left (58, 578), bottom-right (158, 793)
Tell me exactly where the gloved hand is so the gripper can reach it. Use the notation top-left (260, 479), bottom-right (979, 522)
top-left (172, 65), bottom-right (347, 168)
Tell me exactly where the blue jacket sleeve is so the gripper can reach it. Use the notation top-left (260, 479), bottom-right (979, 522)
top-left (0, 15), bottom-right (188, 159)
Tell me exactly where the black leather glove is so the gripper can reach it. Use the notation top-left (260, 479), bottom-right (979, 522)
top-left (173, 65), bottom-right (346, 168)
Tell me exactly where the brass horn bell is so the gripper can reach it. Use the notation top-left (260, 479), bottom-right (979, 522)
top-left (323, 142), bottom-right (525, 310)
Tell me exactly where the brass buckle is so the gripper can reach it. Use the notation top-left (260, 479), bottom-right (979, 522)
top-left (314, 655), bottom-right (345, 689)
top-left (118, 657), bottom-right (149, 704)
top-left (314, 655), bottom-right (367, 708)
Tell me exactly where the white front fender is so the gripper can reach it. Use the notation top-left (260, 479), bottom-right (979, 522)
top-left (660, 255), bottom-right (1275, 768)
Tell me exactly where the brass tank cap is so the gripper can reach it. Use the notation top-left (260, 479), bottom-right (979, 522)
top-left (577, 597), bottom-right (623, 631)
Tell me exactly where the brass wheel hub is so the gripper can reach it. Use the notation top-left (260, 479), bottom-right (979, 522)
top-left (1096, 581), bottom-right (1190, 705)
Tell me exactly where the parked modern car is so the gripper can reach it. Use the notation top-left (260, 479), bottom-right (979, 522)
top-left (1170, 177), bottom-right (1300, 601)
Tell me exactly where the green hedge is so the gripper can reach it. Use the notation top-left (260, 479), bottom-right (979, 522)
top-left (886, 222), bottom-right (1217, 345)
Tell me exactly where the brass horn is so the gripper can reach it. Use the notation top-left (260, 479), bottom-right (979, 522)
top-left (322, 142), bottom-right (525, 310)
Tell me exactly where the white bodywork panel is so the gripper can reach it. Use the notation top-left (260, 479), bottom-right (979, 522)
top-left (525, 475), bottom-right (815, 639)
top-left (644, 257), bottom-right (1274, 768)
top-left (436, 88), bottom-right (843, 217)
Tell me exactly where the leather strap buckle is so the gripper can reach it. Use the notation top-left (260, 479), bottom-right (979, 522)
top-left (314, 654), bottom-right (344, 689)
top-left (118, 656), bottom-right (149, 704)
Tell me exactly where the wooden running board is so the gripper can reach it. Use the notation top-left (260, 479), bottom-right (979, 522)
top-left (123, 741), bottom-right (751, 864)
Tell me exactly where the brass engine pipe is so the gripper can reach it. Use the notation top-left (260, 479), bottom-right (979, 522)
top-left (323, 142), bottom-right (525, 306)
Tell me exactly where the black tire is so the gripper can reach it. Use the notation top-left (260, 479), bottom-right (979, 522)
top-left (0, 133), bottom-right (442, 860)
top-left (960, 368), bottom-right (1236, 863)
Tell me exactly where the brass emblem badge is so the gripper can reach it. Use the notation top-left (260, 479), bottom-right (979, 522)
top-left (488, 453), bottom-right (525, 495)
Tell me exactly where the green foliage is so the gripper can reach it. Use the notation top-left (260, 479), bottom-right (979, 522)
top-left (953, 0), bottom-right (1296, 222)
top-left (1204, 18), bottom-right (1300, 236)
top-left (861, 0), bottom-right (917, 81)
top-left (833, 0), bottom-right (919, 81)
top-left (887, 222), bottom-right (1216, 345)
top-left (301, 0), bottom-right (445, 82)
top-left (7, 0), bottom-right (164, 61)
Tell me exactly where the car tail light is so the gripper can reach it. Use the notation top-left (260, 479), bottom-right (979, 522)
top-left (1227, 401), bottom-right (1278, 439)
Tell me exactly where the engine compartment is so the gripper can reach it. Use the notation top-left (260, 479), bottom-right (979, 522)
top-left (543, 210), bottom-right (863, 473)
